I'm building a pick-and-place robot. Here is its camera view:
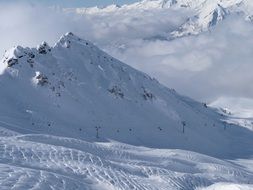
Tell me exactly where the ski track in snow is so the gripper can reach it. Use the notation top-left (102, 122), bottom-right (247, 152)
top-left (0, 126), bottom-right (251, 190)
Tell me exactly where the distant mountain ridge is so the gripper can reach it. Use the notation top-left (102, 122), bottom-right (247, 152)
top-left (66, 0), bottom-right (253, 38)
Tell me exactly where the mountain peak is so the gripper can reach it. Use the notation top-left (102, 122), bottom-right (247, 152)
top-left (169, 0), bottom-right (244, 37)
top-left (0, 33), bottom-right (252, 158)
top-left (60, 32), bottom-right (79, 41)
top-left (37, 41), bottom-right (51, 54)
top-left (55, 32), bottom-right (93, 49)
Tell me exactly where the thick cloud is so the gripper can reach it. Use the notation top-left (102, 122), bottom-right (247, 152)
top-left (1, 2), bottom-right (253, 112)
top-left (0, 2), bottom-right (68, 54)
top-left (110, 16), bottom-right (253, 103)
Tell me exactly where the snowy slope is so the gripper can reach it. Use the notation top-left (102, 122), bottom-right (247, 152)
top-left (0, 33), bottom-right (253, 189)
top-left (67, 0), bottom-right (253, 38)
top-left (210, 97), bottom-right (253, 132)
top-left (0, 33), bottom-right (253, 159)
top-left (0, 131), bottom-right (252, 190)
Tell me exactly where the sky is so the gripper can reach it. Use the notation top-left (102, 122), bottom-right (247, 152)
top-left (1, 0), bottom-right (139, 7)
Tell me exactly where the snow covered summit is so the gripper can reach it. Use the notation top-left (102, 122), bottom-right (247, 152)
top-left (0, 33), bottom-right (253, 158)
top-left (69, 0), bottom-right (253, 38)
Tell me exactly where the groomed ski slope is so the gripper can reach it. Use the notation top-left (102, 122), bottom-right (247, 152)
top-left (0, 126), bottom-right (252, 190)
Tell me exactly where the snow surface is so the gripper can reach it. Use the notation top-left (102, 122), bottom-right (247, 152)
top-left (0, 33), bottom-right (253, 189)
top-left (210, 97), bottom-right (253, 131)
top-left (199, 183), bottom-right (253, 190)
top-left (0, 131), bottom-right (252, 190)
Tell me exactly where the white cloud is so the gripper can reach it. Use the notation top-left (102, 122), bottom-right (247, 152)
top-left (102, 15), bottom-right (253, 103)
top-left (0, 3), bottom-right (65, 53)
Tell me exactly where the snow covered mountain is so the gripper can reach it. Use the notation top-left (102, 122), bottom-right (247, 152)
top-left (169, 0), bottom-right (251, 37)
top-left (0, 32), bottom-right (253, 159)
top-left (1, 33), bottom-right (253, 189)
top-left (68, 0), bottom-right (253, 38)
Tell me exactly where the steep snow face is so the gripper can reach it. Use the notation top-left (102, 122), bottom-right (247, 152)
top-left (0, 33), bottom-right (253, 158)
top-left (69, 0), bottom-right (252, 37)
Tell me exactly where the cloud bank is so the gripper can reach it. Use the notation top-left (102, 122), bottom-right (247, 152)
top-left (1, 2), bottom-right (253, 110)
top-left (110, 16), bottom-right (253, 103)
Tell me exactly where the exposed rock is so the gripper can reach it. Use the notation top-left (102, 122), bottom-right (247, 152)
top-left (35, 72), bottom-right (49, 86)
top-left (37, 42), bottom-right (51, 54)
top-left (108, 85), bottom-right (124, 98)
top-left (142, 87), bottom-right (155, 101)
top-left (7, 58), bottom-right (18, 67)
